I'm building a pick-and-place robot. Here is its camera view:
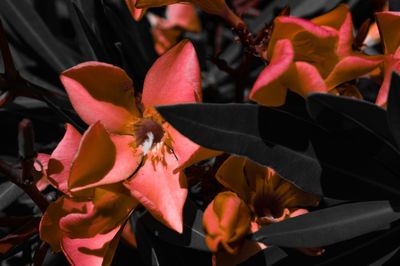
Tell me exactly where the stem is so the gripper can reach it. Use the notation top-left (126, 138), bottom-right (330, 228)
top-left (0, 160), bottom-right (49, 213)
top-left (32, 242), bottom-right (49, 266)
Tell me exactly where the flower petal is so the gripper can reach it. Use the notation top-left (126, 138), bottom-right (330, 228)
top-left (126, 149), bottom-right (187, 233)
top-left (166, 3), bottom-right (201, 32)
top-left (125, 0), bottom-right (147, 21)
top-left (164, 123), bottom-right (221, 172)
top-left (69, 122), bottom-right (141, 192)
top-left (216, 156), bottom-right (251, 202)
top-left (268, 16), bottom-right (338, 77)
top-left (203, 191), bottom-right (251, 254)
top-left (376, 12), bottom-right (400, 54)
top-left (142, 40), bottom-right (202, 107)
top-left (284, 61), bottom-right (327, 97)
top-left (61, 226), bottom-right (122, 266)
top-left (34, 153), bottom-right (51, 191)
top-left (61, 62), bottom-right (139, 134)
top-left (47, 124), bottom-right (82, 193)
top-left (311, 4), bottom-right (349, 30)
top-left (376, 55), bottom-right (400, 106)
top-left (324, 55), bottom-right (382, 90)
top-left (250, 39), bottom-right (293, 106)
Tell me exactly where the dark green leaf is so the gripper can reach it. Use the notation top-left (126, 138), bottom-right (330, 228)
top-left (252, 201), bottom-right (400, 248)
top-left (387, 72), bottom-right (400, 149)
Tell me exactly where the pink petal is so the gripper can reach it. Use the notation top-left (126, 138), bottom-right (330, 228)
top-left (142, 40), bottom-right (202, 107)
top-left (34, 153), bottom-right (51, 191)
top-left (47, 124), bottom-right (81, 193)
top-left (61, 226), bottom-right (122, 266)
top-left (166, 3), bottom-right (201, 32)
top-left (164, 123), bottom-right (221, 172)
top-left (376, 55), bottom-right (400, 106)
top-left (69, 122), bottom-right (141, 192)
top-left (125, 0), bottom-right (147, 21)
top-left (126, 150), bottom-right (188, 233)
top-left (250, 39), bottom-right (294, 106)
top-left (60, 62), bottom-right (139, 134)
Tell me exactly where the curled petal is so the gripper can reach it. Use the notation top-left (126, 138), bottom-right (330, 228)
top-left (268, 16), bottom-right (338, 76)
top-left (203, 191), bottom-right (251, 254)
top-left (324, 55), bottom-right (382, 90)
top-left (60, 185), bottom-right (138, 238)
top-left (311, 4), bottom-right (349, 30)
top-left (142, 40), bottom-right (202, 106)
top-left (69, 122), bottom-right (141, 192)
top-left (250, 39), bottom-right (294, 106)
top-left (47, 124), bottom-right (82, 193)
top-left (376, 12), bottom-right (400, 54)
top-left (61, 62), bottom-right (139, 134)
top-left (126, 149), bottom-right (187, 233)
top-left (215, 156), bottom-right (251, 202)
top-left (164, 123), bottom-right (221, 172)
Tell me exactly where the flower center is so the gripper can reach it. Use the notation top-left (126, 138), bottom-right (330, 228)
top-left (134, 119), bottom-right (165, 150)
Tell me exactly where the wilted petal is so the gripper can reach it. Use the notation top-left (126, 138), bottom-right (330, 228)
top-left (216, 156), bottom-right (251, 202)
top-left (324, 55), bottom-right (382, 90)
top-left (61, 62), bottom-right (140, 134)
top-left (47, 124), bottom-right (82, 193)
top-left (126, 150), bottom-right (187, 233)
top-left (376, 12), bottom-right (400, 54)
top-left (164, 123), bottom-right (221, 172)
top-left (250, 39), bottom-right (294, 106)
top-left (69, 122), bottom-right (141, 192)
top-left (203, 192), bottom-right (251, 254)
top-left (142, 40), bottom-right (202, 106)
top-left (125, 0), bottom-right (146, 21)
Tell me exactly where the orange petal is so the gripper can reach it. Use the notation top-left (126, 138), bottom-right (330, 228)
top-left (215, 156), bottom-right (251, 202)
top-left (311, 4), bottom-right (353, 56)
top-left (164, 123), bottom-right (221, 172)
top-left (166, 3), bottom-right (201, 32)
top-left (69, 122), bottom-right (141, 192)
top-left (284, 61), bottom-right (327, 97)
top-left (142, 40), bottom-right (202, 106)
top-left (125, 0), bottom-right (147, 21)
top-left (268, 16), bottom-right (338, 77)
top-left (61, 62), bottom-right (139, 134)
top-left (250, 39), bottom-right (293, 106)
top-left (324, 55), bottom-right (383, 90)
top-left (203, 191), bottom-right (251, 254)
top-left (376, 12), bottom-right (400, 54)
top-left (47, 124), bottom-right (82, 193)
top-left (311, 4), bottom-right (349, 30)
top-left (126, 149), bottom-right (187, 233)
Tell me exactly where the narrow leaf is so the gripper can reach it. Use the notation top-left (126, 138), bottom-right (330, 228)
top-left (387, 72), bottom-right (400, 149)
top-left (252, 201), bottom-right (400, 248)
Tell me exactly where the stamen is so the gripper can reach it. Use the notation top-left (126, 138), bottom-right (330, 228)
top-left (134, 118), bottom-right (165, 149)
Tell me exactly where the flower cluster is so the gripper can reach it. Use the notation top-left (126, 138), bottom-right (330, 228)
top-left (1, 1), bottom-right (396, 265)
